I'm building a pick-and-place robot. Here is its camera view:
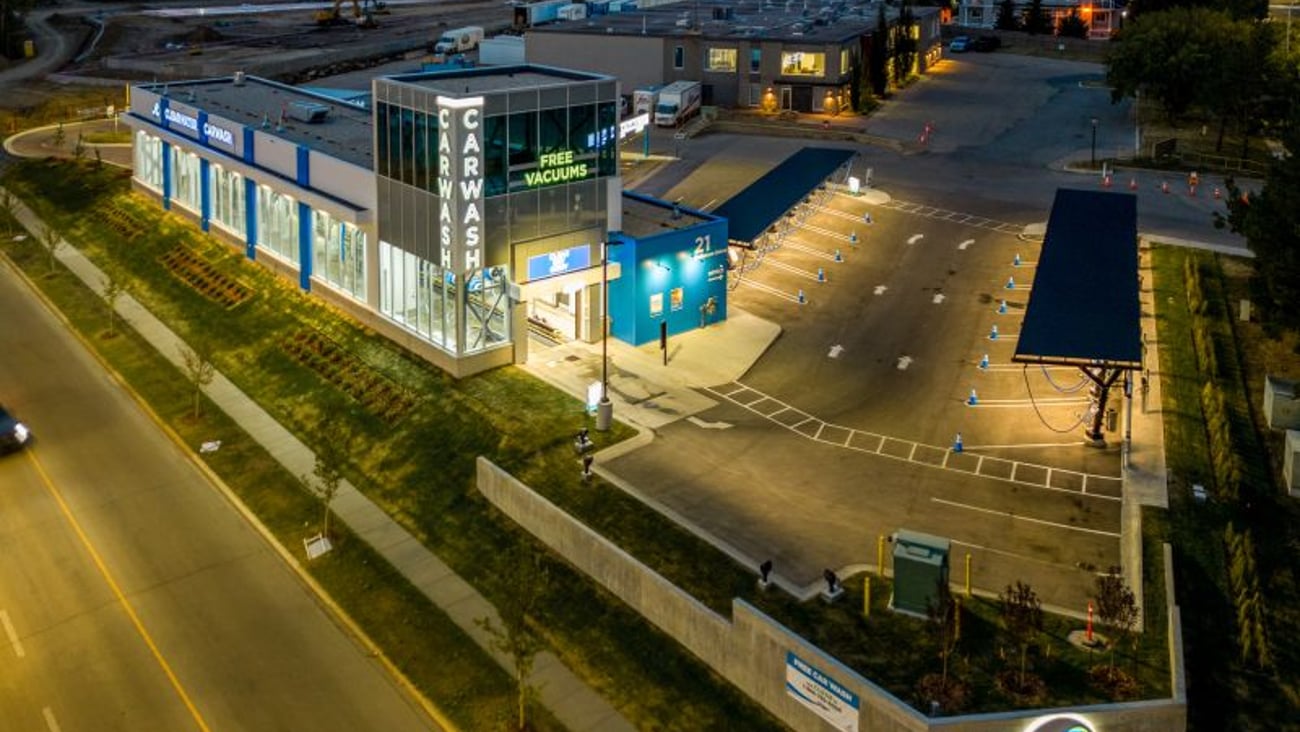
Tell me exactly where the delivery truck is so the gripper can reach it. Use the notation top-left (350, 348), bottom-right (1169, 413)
top-left (632, 84), bottom-right (663, 116)
top-left (653, 80), bottom-right (702, 127)
top-left (433, 26), bottom-right (484, 54)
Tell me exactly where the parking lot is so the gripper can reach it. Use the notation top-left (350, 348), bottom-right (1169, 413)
top-left (605, 54), bottom-right (1157, 613)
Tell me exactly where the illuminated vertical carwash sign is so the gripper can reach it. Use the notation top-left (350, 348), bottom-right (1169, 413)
top-left (436, 96), bottom-right (485, 275)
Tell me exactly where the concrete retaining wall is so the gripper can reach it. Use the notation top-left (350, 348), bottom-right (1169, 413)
top-left (477, 457), bottom-right (1187, 731)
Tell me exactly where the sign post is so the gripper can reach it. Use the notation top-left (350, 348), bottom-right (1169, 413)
top-left (659, 320), bottom-right (668, 366)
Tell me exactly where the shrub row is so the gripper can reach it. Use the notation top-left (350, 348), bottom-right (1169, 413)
top-left (1224, 524), bottom-right (1271, 669)
top-left (1191, 314), bottom-right (1218, 377)
top-left (159, 245), bottom-right (252, 309)
top-left (1200, 381), bottom-right (1242, 501)
top-left (281, 329), bottom-right (417, 424)
top-left (1184, 255), bottom-right (1208, 317)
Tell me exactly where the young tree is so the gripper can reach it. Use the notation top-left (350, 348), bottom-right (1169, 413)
top-left (301, 417), bottom-right (353, 539)
top-left (478, 549), bottom-right (549, 731)
top-left (999, 581), bottom-right (1043, 689)
top-left (1022, 0), bottom-right (1052, 35)
top-left (1057, 8), bottom-right (1089, 38)
top-left (927, 578), bottom-right (961, 691)
top-left (995, 0), bottom-right (1021, 31)
top-left (179, 340), bottom-right (216, 421)
top-left (101, 273), bottom-right (126, 338)
top-left (38, 223), bottom-right (64, 274)
top-left (1094, 568), bottom-right (1139, 672)
top-left (73, 133), bottom-right (86, 162)
top-left (0, 188), bottom-right (16, 236)
top-left (51, 122), bottom-right (65, 149)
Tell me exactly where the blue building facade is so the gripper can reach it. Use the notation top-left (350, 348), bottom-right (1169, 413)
top-left (609, 193), bottom-right (728, 346)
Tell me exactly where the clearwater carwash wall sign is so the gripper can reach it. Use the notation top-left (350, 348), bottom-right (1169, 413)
top-left (149, 99), bottom-right (239, 154)
top-left (785, 651), bottom-right (859, 731)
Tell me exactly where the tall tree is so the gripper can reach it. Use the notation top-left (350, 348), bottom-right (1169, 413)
top-left (892, 0), bottom-right (917, 85)
top-left (1107, 8), bottom-right (1233, 121)
top-left (1057, 8), bottom-right (1089, 38)
top-left (995, 0), bottom-right (1021, 30)
top-left (869, 6), bottom-right (890, 96)
top-left (1022, 0), bottom-right (1052, 35)
top-left (1218, 127), bottom-right (1300, 323)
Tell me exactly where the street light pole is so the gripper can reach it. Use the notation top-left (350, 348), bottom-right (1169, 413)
top-left (1090, 117), bottom-right (1098, 169)
top-left (596, 239), bottom-right (613, 431)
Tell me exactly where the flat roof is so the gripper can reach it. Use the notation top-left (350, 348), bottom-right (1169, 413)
top-left (620, 191), bottom-right (712, 237)
top-left (384, 64), bottom-right (612, 96)
top-left (530, 0), bottom-right (924, 44)
top-left (138, 76), bottom-right (375, 168)
top-left (1013, 189), bottom-right (1143, 369)
top-left (712, 147), bottom-right (855, 244)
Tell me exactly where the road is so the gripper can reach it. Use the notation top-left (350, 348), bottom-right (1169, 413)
top-left (0, 262), bottom-right (435, 731)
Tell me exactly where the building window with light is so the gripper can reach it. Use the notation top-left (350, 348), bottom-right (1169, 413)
top-left (312, 210), bottom-right (366, 301)
top-left (133, 130), bottom-right (163, 193)
top-left (209, 163), bottom-right (245, 239)
top-left (169, 146), bottom-right (201, 214)
top-left (780, 51), bottom-right (825, 76)
top-left (256, 184), bottom-right (299, 265)
top-left (706, 47), bottom-right (737, 72)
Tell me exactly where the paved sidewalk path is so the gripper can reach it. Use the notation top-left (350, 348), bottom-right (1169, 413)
top-left (4, 190), bottom-right (634, 732)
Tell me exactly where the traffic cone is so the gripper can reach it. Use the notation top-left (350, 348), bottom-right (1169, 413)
top-left (1213, 187), bottom-right (1221, 200)
top-left (954, 432), bottom-right (964, 453)
top-left (989, 324), bottom-right (999, 340)
top-left (998, 299), bottom-right (1008, 315)
top-left (1189, 184), bottom-right (1197, 197)
top-left (1102, 175), bottom-right (1112, 188)
top-left (1005, 276), bottom-right (1015, 290)
top-left (1161, 181), bottom-right (1169, 194)
top-left (849, 230), bottom-right (858, 246)
top-left (834, 249), bottom-right (843, 262)
top-left (979, 354), bottom-right (989, 370)
top-left (1013, 252), bottom-right (1021, 267)
top-left (797, 288), bottom-right (806, 304)
top-left (968, 389), bottom-right (978, 406)
top-left (1129, 178), bottom-right (1138, 191)
top-left (817, 267), bottom-right (826, 282)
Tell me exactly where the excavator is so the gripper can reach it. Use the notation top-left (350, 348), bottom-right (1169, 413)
top-left (314, 0), bottom-right (384, 28)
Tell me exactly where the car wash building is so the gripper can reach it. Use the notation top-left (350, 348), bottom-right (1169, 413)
top-left (122, 65), bottom-right (727, 378)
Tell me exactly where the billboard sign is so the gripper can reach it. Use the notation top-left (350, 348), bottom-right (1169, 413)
top-left (527, 244), bottom-right (591, 281)
top-left (785, 652), bottom-right (859, 731)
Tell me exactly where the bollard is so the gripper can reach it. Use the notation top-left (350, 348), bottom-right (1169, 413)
top-left (834, 249), bottom-right (843, 262)
top-left (979, 353), bottom-right (989, 370)
top-left (968, 388), bottom-right (978, 406)
top-left (877, 535), bottom-right (886, 578)
top-left (964, 553), bottom-right (972, 598)
top-left (1005, 276), bottom-right (1015, 290)
top-left (998, 299), bottom-right (1008, 315)
top-left (989, 324), bottom-right (999, 340)
top-left (953, 432), bottom-right (963, 452)
top-left (863, 575), bottom-right (871, 618)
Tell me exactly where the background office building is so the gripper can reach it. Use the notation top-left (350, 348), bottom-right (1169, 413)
top-left (525, 0), bottom-right (942, 112)
top-left (123, 65), bottom-right (726, 378)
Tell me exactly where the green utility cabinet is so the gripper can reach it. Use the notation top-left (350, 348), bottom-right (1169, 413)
top-left (891, 530), bottom-right (951, 617)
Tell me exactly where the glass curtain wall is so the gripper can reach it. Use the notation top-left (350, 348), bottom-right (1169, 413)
top-left (170, 146), bottom-right (202, 213)
top-left (312, 210), bottom-right (366, 300)
top-left (133, 131), bottom-right (163, 193)
top-left (209, 163), bottom-right (245, 238)
top-left (256, 184), bottom-right (299, 264)
top-left (378, 240), bottom-right (457, 351)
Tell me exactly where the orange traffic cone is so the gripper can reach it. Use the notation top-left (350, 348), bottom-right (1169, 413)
top-left (1102, 175), bottom-right (1112, 188)
top-left (1161, 181), bottom-right (1169, 194)
top-left (1129, 178), bottom-right (1138, 191)
top-left (1213, 187), bottom-right (1222, 200)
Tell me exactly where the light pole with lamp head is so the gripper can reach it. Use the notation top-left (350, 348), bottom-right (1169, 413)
top-left (596, 239), bottom-right (616, 431)
top-left (1091, 117), bottom-right (1099, 168)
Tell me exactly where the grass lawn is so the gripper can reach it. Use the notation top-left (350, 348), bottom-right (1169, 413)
top-left (2, 158), bottom-right (1181, 725)
top-left (1148, 244), bottom-right (1299, 731)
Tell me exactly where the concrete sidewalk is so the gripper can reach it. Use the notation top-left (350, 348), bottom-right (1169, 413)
top-left (3, 190), bottom-right (634, 732)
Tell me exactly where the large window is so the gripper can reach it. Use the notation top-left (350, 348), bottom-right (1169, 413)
top-left (256, 184), bottom-right (299, 264)
top-left (750, 47), bottom-right (762, 73)
top-left (374, 102), bottom-right (438, 190)
top-left (209, 163), bottom-right (245, 238)
top-left (841, 48), bottom-right (851, 76)
top-left (134, 130), bottom-right (163, 193)
top-left (706, 48), bottom-right (737, 72)
top-left (312, 210), bottom-right (366, 301)
top-left (379, 240), bottom-right (457, 351)
top-left (500, 102), bottom-right (616, 193)
top-left (170, 146), bottom-right (201, 213)
top-left (781, 51), bottom-right (826, 76)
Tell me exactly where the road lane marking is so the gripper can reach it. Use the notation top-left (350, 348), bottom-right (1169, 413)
top-left (1, 609), bottom-right (25, 657)
top-left (24, 451), bottom-right (213, 732)
top-left (686, 416), bottom-right (732, 430)
top-left (43, 707), bottom-right (62, 732)
top-left (932, 497), bottom-right (1121, 537)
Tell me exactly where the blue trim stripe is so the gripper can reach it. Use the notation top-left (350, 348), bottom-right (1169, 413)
top-left (243, 128), bottom-right (255, 164)
top-left (161, 141), bottom-right (172, 210)
top-left (199, 158), bottom-right (210, 231)
top-left (244, 177), bottom-right (257, 260)
top-left (296, 146), bottom-right (310, 187)
top-left (298, 201), bottom-right (312, 291)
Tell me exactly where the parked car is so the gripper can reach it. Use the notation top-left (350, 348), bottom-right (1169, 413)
top-left (0, 405), bottom-right (31, 454)
top-left (949, 36), bottom-right (971, 52)
top-left (973, 35), bottom-right (1002, 52)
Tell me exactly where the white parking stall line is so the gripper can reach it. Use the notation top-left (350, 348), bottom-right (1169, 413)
top-left (783, 240), bottom-right (842, 261)
top-left (795, 222), bottom-right (853, 241)
top-left (761, 257), bottom-right (825, 281)
top-left (1, 610), bottom-right (25, 658)
top-left (735, 277), bottom-right (804, 303)
top-left (932, 498), bottom-right (1121, 538)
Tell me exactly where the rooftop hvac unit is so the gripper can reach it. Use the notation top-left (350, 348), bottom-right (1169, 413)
top-left (288, 101), bottom-right (331, 123)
